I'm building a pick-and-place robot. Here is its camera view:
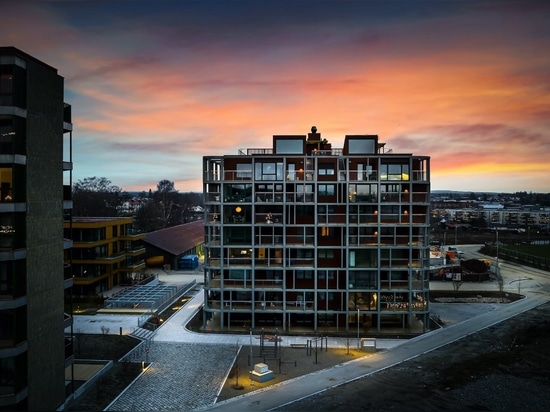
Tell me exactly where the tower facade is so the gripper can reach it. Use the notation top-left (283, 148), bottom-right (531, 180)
top-left (0, 47), bottom-right (73, 410)
top-left (202, 128), bottom-right (431, 335)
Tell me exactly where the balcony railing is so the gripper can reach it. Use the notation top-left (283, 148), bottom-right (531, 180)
top-left (207, 299), bottom-right (315, 311)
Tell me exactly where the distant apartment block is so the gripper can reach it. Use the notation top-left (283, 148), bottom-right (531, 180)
top-left (0, 47), bottom-right (73, 410)
top-left (431, 203), bottom-right (549, 229)
top-left (202, 127), bottom-right (431, 335)
top-left (65, 217), bottom-right (146, 296)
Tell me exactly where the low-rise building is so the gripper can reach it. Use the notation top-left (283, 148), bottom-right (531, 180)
top-left (64, 217), bottom-right (146, 296)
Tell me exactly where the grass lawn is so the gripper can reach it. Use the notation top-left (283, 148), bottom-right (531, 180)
top-left (503, 244), bottom-right (550, 258)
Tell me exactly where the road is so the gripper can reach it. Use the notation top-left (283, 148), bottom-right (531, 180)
top-left (459, 244), bottom-right (550, 294)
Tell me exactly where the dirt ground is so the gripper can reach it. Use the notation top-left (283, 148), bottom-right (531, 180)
top-left (277, 301), bottom-right (550, 411)
top-left (68, 301), bottom-right (550, 411)
top-left (217, 344), bottom-right (368, 402)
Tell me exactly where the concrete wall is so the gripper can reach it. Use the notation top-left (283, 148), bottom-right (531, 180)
top-left (24, 57), bottom-right (67, 411)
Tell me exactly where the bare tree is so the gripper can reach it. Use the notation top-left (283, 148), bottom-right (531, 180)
top-left (72, 177), bottom-right (123, 217)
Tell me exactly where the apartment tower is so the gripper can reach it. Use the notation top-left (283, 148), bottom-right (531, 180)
top-left (0, 47), bottom-right (73, 410)
top-left (203, 127), bottom-right (431, 335)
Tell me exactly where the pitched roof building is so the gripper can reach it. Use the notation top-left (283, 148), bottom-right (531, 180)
top-left (143, 220), bottom-right (204, 269)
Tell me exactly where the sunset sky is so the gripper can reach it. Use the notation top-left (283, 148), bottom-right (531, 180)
top-left (3, 1), bottom-right (549, 194)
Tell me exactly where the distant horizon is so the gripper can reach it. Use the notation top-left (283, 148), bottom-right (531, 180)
top-left (4, 1), bottom-right (549, 194)
top-left (119, 188), bottom-right (549, 196)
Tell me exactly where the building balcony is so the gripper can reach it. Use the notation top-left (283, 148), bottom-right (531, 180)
top-left (64, 312), bottom-right (73, 329)
top-left (120, 231), bottom-right (145, 240)
top-left (72, 272), bottom-right (109, 285)
top-left (207, 278), bottom-right (283, 289)
top-left (74, 251), bottom-right (126, 263)
top-left (207, 300), bottom-right (316, 312)
top-left (204, 192), bottom-right (221, 203)
top-left (64, 337), bottom-right (73, 361)
top-left (119, 259), bottom-right (146, 271)
top-left (124, 247), bottom-right (146, 256)
top-left (63, 103), bottom-right (72, 129)
top-left (223, 170), bottom-right (252, 181)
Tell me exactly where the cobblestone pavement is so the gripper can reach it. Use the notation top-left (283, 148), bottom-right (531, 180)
top-left (106, 342), bottom-right (235, 411)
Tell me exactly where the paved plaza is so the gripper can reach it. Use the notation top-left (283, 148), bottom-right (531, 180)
top-left (105, 342), bottom-right (236, 411)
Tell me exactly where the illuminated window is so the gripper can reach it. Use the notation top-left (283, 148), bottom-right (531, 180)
top-left (380, 164), bottom-right (410, 181)
top-left (0, 167), bottom-right (13, 202)
top-left (320, 226), bottom-right (332, 237)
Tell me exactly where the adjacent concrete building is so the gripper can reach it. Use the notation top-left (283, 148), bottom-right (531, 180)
top-left (202, 127), bottom-right (431, 335)
top-left (0, 47), bottom-right (73, 411)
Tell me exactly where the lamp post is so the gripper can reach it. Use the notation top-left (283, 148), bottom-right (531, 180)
top-left (357, 307), bottom-right (360, 349)
top-left (495, 230), bottom-right (500, 279)
top-left (454, 225), bottom-right (458, 245)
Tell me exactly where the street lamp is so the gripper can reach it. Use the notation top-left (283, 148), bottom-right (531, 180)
top-left (357, 307), bottom-right (360, 349)
top-left (454, 225), bottom-right (458, 245)
top-left (495, 230), bottom-right (500, 279)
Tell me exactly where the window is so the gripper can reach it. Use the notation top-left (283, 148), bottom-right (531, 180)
top-left (0, 116), bottom-right (14, 154)
top-left (318, 249), bottom-right (334, 258)
top-left (349, 249), bottom-right (377, 268)
top-left (296, 205), bottom-right (314, 217)
top-left (255, 162), bottom-right (284, 181)
top-left (357, 163), bottom-right (374, 181)
top-left (381, 163), bottom-right (410, 181)
top-left (275, 138), bottom-right (304, 154)
top-left (319, 226), bottom-right (332, 237)
top-left (296, 270), bottom-right (313, 280)
top-left (349, 184), bottom-right (377, 203)
top-left (236, 163), bottom-right (252, 179)
top-left (318, 184), bottom-right (335, 196)
top-left (228, 269), bottom-right (247, 280)
top-left (296, 184), bottom-right (313, 202)
top-left (0, 213), bottom-right (15, 248)
top-left (0, 167), bottom-right (13, 202)
top-left (318, 270), bottom-right (336, 280)
top-left (224, 184), bottom-right (252, 202)
top-left (318, 163), bottom-right (335, 176)
top-left (348, 138), bottom-right (376, 154)
top-left (350, 272), bottom-right (377, 288)
top-left (0, 68), bottom-right (14, 106)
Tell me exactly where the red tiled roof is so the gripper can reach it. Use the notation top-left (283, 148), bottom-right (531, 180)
top-left (143, 219), bottom-right (204, 256)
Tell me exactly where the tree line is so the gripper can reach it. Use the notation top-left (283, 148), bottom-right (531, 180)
top-left (71, 177), bottom-right (202, 232)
